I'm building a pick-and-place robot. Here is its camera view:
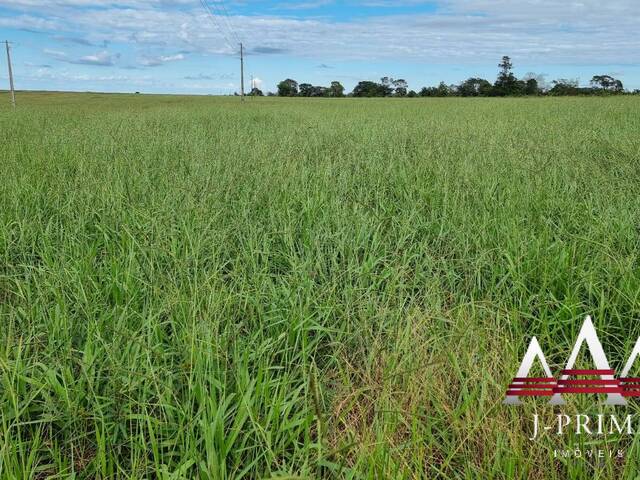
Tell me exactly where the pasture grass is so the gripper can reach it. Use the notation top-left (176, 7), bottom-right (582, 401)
top-left (1, 92), bottom-right (640, 478)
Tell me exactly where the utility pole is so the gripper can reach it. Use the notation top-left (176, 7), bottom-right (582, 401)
top-left (239, 42), bottom-right (245, 101)
top-left (5, 40), bottom-right (15, 109)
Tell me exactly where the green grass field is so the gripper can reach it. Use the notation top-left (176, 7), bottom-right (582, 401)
top-left (2, 92), bottom-right (640, 479)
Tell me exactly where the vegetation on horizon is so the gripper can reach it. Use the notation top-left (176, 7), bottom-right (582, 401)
top-left (269, 56), bottom-right (637, 98)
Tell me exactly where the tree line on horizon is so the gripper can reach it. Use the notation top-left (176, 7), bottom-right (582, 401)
top-left (249, 56), bottom-right (638, 98)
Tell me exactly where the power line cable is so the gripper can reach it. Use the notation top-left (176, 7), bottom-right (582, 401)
top-left (214, 0), bottom-right (242, 44)
top-left (199, 0), bottom-right (234, 52)
top-left (198, 0), bottom-right (235, 53)
top-left (201, 0), bottom-right (242, 52)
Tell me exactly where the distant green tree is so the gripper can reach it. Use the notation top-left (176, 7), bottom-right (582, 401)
top-left (393, 79), bottom-right (409, 96)
top-left (352, 81), bottom-right (384, 97)
top-left (458, 77), bottom-right (492, 96)
top-left (250, 87), bottom-right (264, 96)
top-left (436, 81), bottom-right (451, 97)
top-left (590, 75), bottom-right (624, 93)
top-left (548, 79), bottom-right (580, 96)
top-left (524, 78), bottom-right (539, 95)
top-left (345, 77), bottom-right (411, 97)
top-left (494, 56), bottom-right (520, 96)
top-left (407, 90), bottom-right (418, 97)
top-left (297, 83), bottom-right (334, 97)
top-left (419, 86), bottom-right (438, 97)
top-left (298, 83), bottom-right (314, 97)
top-left (380, 77), bottom-right (391, 92)
top-left (330, 81), bottom-right (345, 97)
top-left (277, 78), bottom-right (299, 96)
top-left (310, 86), bottom-right (328, 97)
top-left (378, 77), bottom-right (394, 96)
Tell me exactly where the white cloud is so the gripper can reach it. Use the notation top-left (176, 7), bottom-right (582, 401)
top-left (139, 53), bottom-right (185, 66)
top-left (273, 0), bottom-right (334, 10)
top-left (45, 48), bottom-right (119, 65)
top-left (76, 50), bottom-right (119, 65)
top-left (0, 13), bottom-right (62, 30)
top-left (21, 66), bottom-right (151, 84)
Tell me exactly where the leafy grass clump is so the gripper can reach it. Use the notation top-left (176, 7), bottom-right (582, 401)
top-left (2, 93), bottom-right (640, 478)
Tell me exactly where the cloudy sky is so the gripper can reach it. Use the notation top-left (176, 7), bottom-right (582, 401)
top-left (1, 0), bottom-right (639, 94)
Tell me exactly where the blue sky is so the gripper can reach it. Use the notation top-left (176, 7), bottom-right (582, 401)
top-left (1, 0), bottom-right (639, 94)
